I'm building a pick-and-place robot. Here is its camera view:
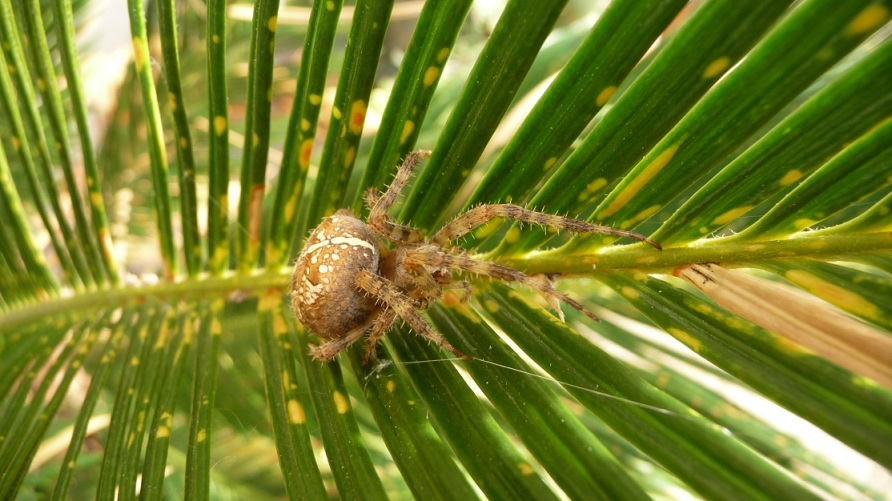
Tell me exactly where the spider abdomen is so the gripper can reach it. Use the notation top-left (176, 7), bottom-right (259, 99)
top-left (291, 210), bottom-right (381, 339)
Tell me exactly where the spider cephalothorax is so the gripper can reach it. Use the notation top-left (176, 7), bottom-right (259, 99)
top-left (291, 150), bottom-right (661, 365)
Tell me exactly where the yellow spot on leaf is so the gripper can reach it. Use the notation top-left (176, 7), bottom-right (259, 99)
top-left (620, 286), bottom-right (639, 299)
top-left (518, 462), bottom-right (535, 475)
top-left (846, 4), bottom-right (889, 36)
top-left (483, 299), bottom-right (499, 313)
top-left (309, 94), bottom-right (322, 105)
top-left (268, 15), bottom-right (278, 32)
top-left (211, 316), bottom-right (223, 336)
top-left (326, 0), bottom-right (335, 11)
top-left (252, 132), bottom-right (260, 147)
top-left (785, 270), bottom-right (880, 320)
top-left (779, 169), bottom-right (802, 186)
top-left (91, 192), bottom-right (104, 206)
top-left (179, 137), bottom-right (188, 149)
top-left (505, 226), bottom-right (521, 243)
top-left (213, 116), bottom-right (227, 135)
top-left (333, 391), bottom-right (349, 414)
top-left (712, 205), bottom-right (754, 225)
top-left (288, 399), bottom-right (306, 424)
top-left (156, 426), bottom-right (171, 438)
top-left (257, 289), bottom-right (280, 312)
top-left (620, 204), bottom-right (661, 229)
top-left (473, 219), bottom-right (501, 239)
top-left (168, 92), bottom-right (178, 111)
top-left (424, 66), bottom-right (440, 86)
top-left (332, 106), bottom-right (342, 120)
top-left (273, 314), bottom-right (288, 334)
top-left (437, 47), bottom-right (450, 62)
top-left (386, 380), bottom-right (396, 392)
top-left (344, 146), bottom-right (356, 167)
top-left (197, 428), bottom-right (207, 442)
top-left (299, 139), bottom-right (314, 168)
top-left (793, 218), bottom-right (817, 230)
top-left (600, 143), bottom-right (680, 218)
top-left (400, 120), bottom-right (415, 144)
top-left (284, 191), bottom-right (299, 222)
top-left (703, 57), bottom-right (731, 79)
top-left (543, 157), bottom-right (557, 171)
top-left (132, 37), bottom-right (145, 70)
top-left (442, 291), bottom-right (463, 307)
top-left (349, 100), bottom-right (366, 134)
top-left (596, 86), bottom-right (616, 107)
top-left (668, 327), bottom-right (702, 352)
top-left (301, 118), bottom-right (311, 131)
top-left (213, 34), bottom-right (220, 44)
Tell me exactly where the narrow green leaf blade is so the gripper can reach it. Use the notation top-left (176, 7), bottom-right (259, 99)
top-left (601, 273), bottom-right (892, 469)
top-left (267, 0), bottom-right (344, 266)
top-left (387, 327), bottom-right (559, 500)
top-left (345, 348), bottom-right (479, 499)
top-left (467, 0), bottom-right (688, 208)
top-left (304, 0), bottom-right (396, 231)
top-left (400, 0), bottom-right (570, 230)
top-left (591, 0), bottom-right (890, 240)
top-left (479, 283), bottom-right (822, 500)
top-left (429, 303), bottom-right (650, 500)
top-left (353, 0), bottom-right (473, 210)
top-left (654, 35), bottom-right (892, 244)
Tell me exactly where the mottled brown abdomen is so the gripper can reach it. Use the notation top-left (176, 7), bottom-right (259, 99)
top-left (291, 210), bottom-right (381, 338)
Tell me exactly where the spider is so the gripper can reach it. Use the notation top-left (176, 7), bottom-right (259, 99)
top-left (290, 150), bottom-right (661, 366)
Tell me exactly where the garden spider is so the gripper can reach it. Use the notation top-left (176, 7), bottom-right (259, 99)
top-left (290, 150), bottom-right (661, 365)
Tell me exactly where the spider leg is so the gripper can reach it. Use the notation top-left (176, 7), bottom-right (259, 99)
top-left (308, 311), bottom-right (381, 361)
top-left (404, 246), bottom-right (600, 322)
top-left (431, 204), bottom-right (661, 249)
top-left (367, 150), bottom-right (431, 244)
top-left (356, 269), bottom-right (472, 361)
top-left (362, 308), bottom-right (397, 367)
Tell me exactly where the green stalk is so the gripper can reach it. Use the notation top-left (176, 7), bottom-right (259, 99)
top-left (267, 0), bottom-right (344, 267)
top-left (353, 0), bottom-right (473, 209)
top-left (0, 139), bottom-right (58, 294)
top-left (22, 0), bottom-right (108, 285)
top-left (206, 0), bottom-right (230, 274)
top-left (126, 0), bottom-right (178, 278)
top-left (303, 0), bottom-right (396, 232)
top-left (51, 0), bottom-right (120, 284)
top-left (0, 7), bottom-right (84, 288)
top-left (236, 0), bottom-right (281, 271)
top-left (185, 302), bottom-right (222, 499)
top-left (158, 0), bottom-right (201, 275)
top-left (400, 0), bottom-right (569, 230)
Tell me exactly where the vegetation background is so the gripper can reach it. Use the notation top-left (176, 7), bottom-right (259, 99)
top-left (0, 0), bottom-right (891, 499)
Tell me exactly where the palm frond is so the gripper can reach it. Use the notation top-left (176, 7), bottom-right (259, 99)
top-left (1, 0), bottom-right (891, 498)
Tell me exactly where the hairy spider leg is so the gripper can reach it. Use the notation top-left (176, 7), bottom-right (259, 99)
top-left (366, 150), bottom-right (432, 244)
top-left (356, 269), bottom-right (472, 361)
top-left (308, 310), bottom-right (384, 361)
top-left (431, 204), bottom-right (662, 249)
top-left (404, 245), bottom-right (601, 322)
top-left (362, 308), bottom-right (397, 367)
